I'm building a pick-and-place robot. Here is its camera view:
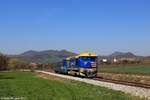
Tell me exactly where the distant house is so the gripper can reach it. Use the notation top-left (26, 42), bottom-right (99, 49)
top-left (29, 63), bottom-right (38, 68)
top-left (113, 58), bottom-right (117, 63)
top-left (102, 59), bottom-right (108, 63)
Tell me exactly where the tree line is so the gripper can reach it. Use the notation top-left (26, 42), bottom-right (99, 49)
top-left (0, 53), bottom-right (54, 71)
top-left (0, 53), bottom-right (29, 70)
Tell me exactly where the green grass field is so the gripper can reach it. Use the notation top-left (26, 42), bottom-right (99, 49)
top-left (100, 66), bottom-right (150, 74)
top-left (0, 72), bottom-right (142, 100)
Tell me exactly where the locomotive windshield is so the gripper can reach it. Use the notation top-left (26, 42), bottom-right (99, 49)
top-left (80, 56), bottom-right (96, 61)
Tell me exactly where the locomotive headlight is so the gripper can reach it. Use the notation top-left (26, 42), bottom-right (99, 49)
top-left (80, 68), bottom-right (84, 72)
top-left (92, 68), bottom-right (96, 71)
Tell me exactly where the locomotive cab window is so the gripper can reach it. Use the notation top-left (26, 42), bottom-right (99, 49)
top-left (80, 57), bottom-right (97, 61)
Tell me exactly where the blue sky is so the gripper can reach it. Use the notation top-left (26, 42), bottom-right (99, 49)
top-left (0, 0), bottom-right (150, 55)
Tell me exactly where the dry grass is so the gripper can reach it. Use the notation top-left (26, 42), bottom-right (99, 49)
top-left (98, 73), bottom-right (150, 85)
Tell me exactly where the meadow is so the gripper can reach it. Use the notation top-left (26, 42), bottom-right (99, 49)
top-left (0, 72), bottom-right (142, 100)
top-left (99, 65), bottom-right (150, 74)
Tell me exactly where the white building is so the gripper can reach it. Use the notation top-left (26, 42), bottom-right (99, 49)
top-left (102, 59), bottom-right (108, 62)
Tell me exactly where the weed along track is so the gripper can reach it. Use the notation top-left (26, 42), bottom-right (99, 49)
top-left (36, 70), bottom-right (150, 100)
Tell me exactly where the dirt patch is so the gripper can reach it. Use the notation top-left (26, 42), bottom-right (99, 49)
top-left (36, 72), bottom-right (62, 81)
top-left (98, 73), bottom-right (150, 85)
top-left (35, 72), bottom-right (67, 82)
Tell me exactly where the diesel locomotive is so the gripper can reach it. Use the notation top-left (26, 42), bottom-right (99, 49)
top-left (54, 52), bottom-right (98, 77)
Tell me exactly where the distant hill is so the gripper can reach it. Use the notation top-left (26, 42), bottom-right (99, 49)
top-left (8, 50), bottom-right (149, 64)
top-left (98, 52), bottom-right (144, 61)
top-left (108, 52), bottom-right (138, 59)
top-left (145, 56), bottom-right (150, 59)
top-left (9, 50), bottom-right (77, 64)
top-left (144, 56), bottom-right (150, 61)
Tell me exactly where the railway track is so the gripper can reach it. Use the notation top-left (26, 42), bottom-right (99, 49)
top-left (92, 77), bottom-right (150, 89)
top-left (38, 70), bottom-right (150, 89)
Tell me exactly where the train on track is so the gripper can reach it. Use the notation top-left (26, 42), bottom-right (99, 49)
top-left (54, 52), bottom-right (98, 77)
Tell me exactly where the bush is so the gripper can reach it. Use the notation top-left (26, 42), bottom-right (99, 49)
top-left (8, 59), bottom-right (29, 70)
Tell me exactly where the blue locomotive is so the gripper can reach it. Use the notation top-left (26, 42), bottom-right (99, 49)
top-left (54, 52), bottom-right (98, 77)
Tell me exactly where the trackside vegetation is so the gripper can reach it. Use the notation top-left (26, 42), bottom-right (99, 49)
top-left (0, 72), bottom-right (143, 100)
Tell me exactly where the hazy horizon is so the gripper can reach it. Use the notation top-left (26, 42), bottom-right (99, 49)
top-left (1, 49), bottom-right (149, 57)
top-left (0, 0), bottom-right (150, 56)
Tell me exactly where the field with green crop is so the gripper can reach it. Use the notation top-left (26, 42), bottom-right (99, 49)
top-left (0, 72), bottom-right (142, 100)
top-left (99, 66), bottom-right (150, 74)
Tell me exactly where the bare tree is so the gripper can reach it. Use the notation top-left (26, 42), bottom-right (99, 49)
top-left (0, 53), bottom-right (9, 70)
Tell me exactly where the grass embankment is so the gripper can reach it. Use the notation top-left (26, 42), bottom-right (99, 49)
top-left (100, 66), bottom-right (150, 74)
top-left (0, 72), bottom-right (142, 100)
top-left (99, 66), bottom-right (150, 85)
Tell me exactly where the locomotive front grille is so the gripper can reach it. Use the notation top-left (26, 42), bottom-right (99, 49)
top-left (79, 68), bottom-right (97, 77)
